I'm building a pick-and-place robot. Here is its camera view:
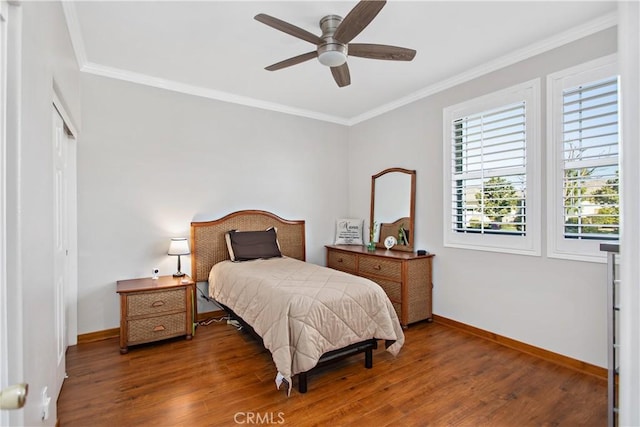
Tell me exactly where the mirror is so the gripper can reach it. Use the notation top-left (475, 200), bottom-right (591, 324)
top-left (370, 168), bottom-right (416, 252)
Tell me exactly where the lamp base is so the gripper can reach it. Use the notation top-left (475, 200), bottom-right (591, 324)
top-left (173, 272), bottom-right (185, 277)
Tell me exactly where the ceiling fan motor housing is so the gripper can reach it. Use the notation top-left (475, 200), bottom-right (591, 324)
top-left (318, 15), bottom-right (347, 67)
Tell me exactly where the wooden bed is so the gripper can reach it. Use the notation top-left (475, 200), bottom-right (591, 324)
top-left (190, 210), bottom-right (383, 394)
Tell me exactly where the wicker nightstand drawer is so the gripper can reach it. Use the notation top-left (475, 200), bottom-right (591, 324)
top-left (327, 250), bottom-right (357, 272)
top-left (358, 256), bottom-right (401, 279)
top-left (117, 275), bottom-right (195, 354)
top-left (126, 288), bottom-right (185, 317)
top-left (128, 312), bottom-right (187, 344)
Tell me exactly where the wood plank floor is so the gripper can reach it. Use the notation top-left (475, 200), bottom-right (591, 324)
top-left (57, 319), bottom-right (607, 426)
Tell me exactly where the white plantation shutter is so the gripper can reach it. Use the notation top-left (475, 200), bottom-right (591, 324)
top-left (451, 101), bottom-right (527, 235)
top-left (547, 54), bottom-right (618, 262)
top-left (562, 76), bottom-right (619, 240)
top-left (443, 79), bottom-right (540, 256)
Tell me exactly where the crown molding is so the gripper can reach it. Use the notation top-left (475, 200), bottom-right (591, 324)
top-left (61, 1), bottom-right (348, 124)
top-left (80, 62), bottom-right (350, 125)
top-left (61, 1), bottom-right (87, 69)
top-left (62, 3), bottom-right (616, 127)
top-left (348, 11), bottom-right (618, 126)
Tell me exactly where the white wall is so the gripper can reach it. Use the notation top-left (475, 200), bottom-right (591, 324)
top-left (5, 2), bottom-right (81, 426)
top-left (77, 74), bottom-right (349, 334)
top-left (348, 28), bottom-right (617, 367)
top-left (618, 1), bottom-right (640, 424)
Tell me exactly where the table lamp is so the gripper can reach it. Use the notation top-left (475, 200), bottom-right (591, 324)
top-left (168, 237), bottom-right (190, 277)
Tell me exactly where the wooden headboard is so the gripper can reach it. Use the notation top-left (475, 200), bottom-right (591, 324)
top-left (190, 210), bottom-right (306, 282)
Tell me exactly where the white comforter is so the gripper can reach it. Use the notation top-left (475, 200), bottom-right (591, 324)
top-left (208, 256), bottom-right (405, 388)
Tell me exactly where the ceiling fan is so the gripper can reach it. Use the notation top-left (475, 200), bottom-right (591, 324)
top-left (255, 0), bottom-right (416, 88)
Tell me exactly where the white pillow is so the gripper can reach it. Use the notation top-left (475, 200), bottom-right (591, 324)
top-left (334, 218), bottom-right (364, 245)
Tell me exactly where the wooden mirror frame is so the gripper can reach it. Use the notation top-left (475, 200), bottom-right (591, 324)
top-left (370, 168), bottom-right (416, 252)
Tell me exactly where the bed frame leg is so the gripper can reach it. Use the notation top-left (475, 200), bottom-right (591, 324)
top-left (365, 347), bottom-right (373, 369)
top-left (298, 372), bottom-right (308, 393)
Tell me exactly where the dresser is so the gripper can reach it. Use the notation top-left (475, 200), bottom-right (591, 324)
top-left (116, 275), bottom-right (195, 354)
top-left (325, 245), bottom-right (434, 328)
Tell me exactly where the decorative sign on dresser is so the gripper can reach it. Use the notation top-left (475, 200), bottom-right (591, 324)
top-left (325, 244), bottom-right (434, 328)
top-left (116, 275), bottom-right (196, 354)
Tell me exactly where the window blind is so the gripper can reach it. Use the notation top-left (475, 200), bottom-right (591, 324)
top-left (562, 76), bottom-right (619, 240)
top-left (451, 101), bottom-right (527, 235)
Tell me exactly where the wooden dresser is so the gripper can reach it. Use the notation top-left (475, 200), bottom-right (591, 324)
top-left (116, 275), bottom-right (195, 354)
top-left (325, 245), bottom-right (434, 328)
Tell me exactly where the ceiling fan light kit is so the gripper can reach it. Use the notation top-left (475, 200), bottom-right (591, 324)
top-left (318, 15), bottom-right (348, 67)
top-left (318, 48), bottom-right (347, 67)
top-left (255, 0), bottom-right (416, 87)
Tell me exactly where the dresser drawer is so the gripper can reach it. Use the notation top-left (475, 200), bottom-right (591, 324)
top-left (358, 256), bottom-right (401, 279)
top-left (128, 312), bottom-right (187, 344)
top-left (327, 250), bottom-right (357, 272)
top-left (368, 276), bottom-right (401, 303)
top-left (127, 288), bottom-right (185, 317)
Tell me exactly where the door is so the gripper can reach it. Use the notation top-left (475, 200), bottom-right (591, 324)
top-left (52, 106), bottom-right (68, 396)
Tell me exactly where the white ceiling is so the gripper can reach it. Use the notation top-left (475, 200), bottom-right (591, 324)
top-left (63, 1), bottom-right (617, 125)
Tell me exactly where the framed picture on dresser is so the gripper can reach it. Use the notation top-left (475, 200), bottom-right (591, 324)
top-left (334, 218), bottom-right (364, 245)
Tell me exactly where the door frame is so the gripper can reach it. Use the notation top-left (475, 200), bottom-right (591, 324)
top-left (0, 1), bottom-right (9, 425)
top-left (51, 96), bottom-right (78, 399)
top-left (0, 1), bottom-right (17, 425)
top-left (52, 92), bottom-right (78, 349)
top-left (619, 2), bottom-right (640, 425)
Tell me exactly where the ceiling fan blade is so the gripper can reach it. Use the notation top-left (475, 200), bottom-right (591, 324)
top-left (255, 14), bottom-right (323, 45)
top-left (333, 0), bottom-right (387, 44)
top-left (331, 63), bottom-right (351, 87)
top-left (348, 43), bottom-right (416, 61)
top-left (265, 51), bottom-right (317, 71)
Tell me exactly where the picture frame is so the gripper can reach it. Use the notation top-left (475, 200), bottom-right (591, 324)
top-left (334, 218), bottom-right (364, 245)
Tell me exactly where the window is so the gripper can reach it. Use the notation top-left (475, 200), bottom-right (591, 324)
top-left (443, 79), bottom-right (541, 255)
top-left (547, 55), bottom-right (618, 262)
top-left (452, 102), bottom-right (526, 235)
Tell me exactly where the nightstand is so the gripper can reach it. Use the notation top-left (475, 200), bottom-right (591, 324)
top-left (116, 275), bottom-right (195, 354)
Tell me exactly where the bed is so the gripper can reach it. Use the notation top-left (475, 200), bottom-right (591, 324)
top-left (190, 210), bottom-right (405, 394)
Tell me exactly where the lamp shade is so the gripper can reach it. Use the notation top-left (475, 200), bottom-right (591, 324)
top-left (168, 238), bottom-right (190, 256)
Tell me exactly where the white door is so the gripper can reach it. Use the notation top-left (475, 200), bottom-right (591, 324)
top-left (52, 106), bottom-right (68, 396)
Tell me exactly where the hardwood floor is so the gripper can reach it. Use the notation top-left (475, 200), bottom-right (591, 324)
top-left (57, 319), bottom-right (607, 426)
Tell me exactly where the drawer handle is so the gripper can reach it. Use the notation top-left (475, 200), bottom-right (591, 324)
top-left (373, 265), bottom-right (382, 270)
top-left (337, 258), bottom-right (343, 263)
top-left (153, 325), bottom-right (166, 332)
top-left (151, 301), bottom-right (165, 308)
